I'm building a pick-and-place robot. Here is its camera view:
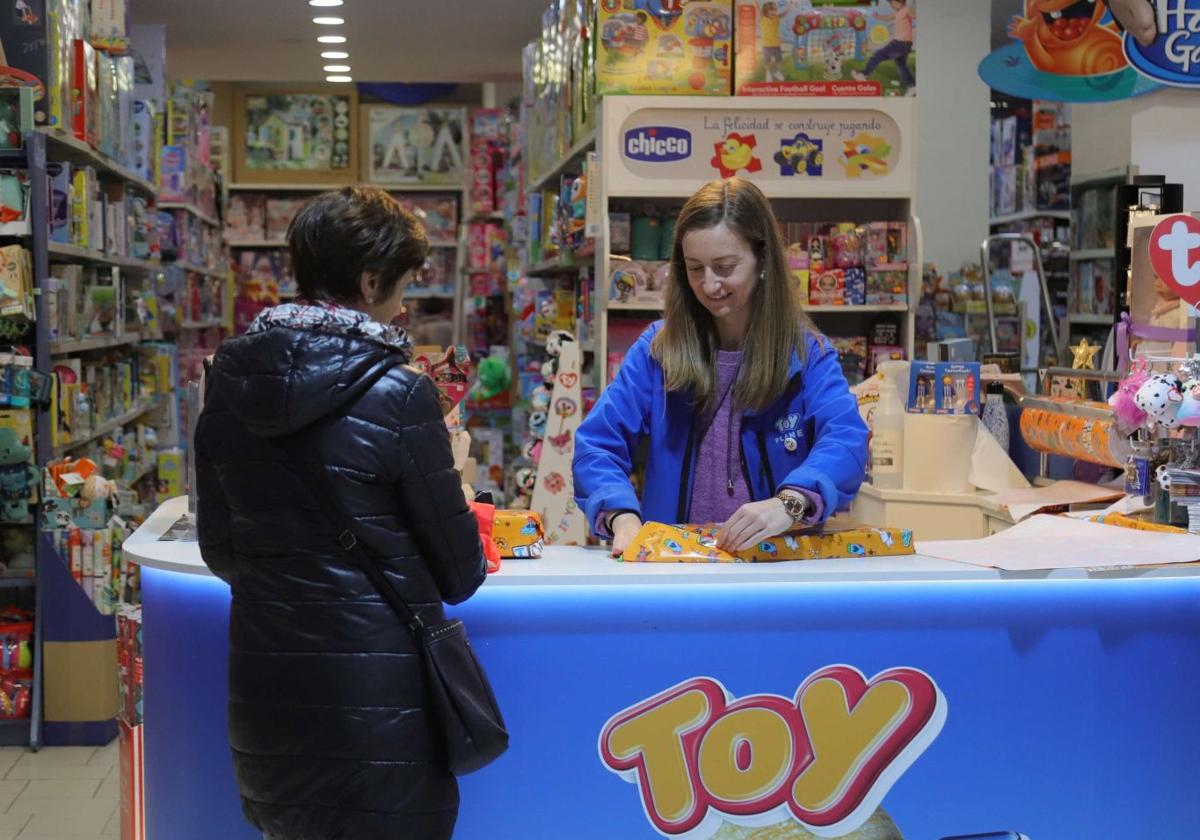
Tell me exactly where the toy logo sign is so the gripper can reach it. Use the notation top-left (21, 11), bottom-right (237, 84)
top-left (598, 666), bottom-right (946, 839)
top-left (625, 127), bottom-right (693, 163)
top-left (1149, 214), bottom-right (1200, 308)
top-left (1125, 0), bottom-right (1200, 87)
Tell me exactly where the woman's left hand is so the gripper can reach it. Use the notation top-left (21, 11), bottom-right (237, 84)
top-left (716, 498), bottom-right (794, 553)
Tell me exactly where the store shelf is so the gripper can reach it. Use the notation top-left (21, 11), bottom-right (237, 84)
top-left (805, 304), bottom-right (909, 314)
top-left (124, 459), bottom-right (157, 486)
top-left (159, 202), bottom-right (220, 228)
top-left (1069, 248), bottom-right (1115, 261)
top-left (47, 242), bottom-right (163, 273)
top-left (51, 332), bottom-right (142, 356)
top-left (0, 518), bottom-right (33, 527)
top-left (406, 289), bottom-right (456, 299)
top-left (180, 319), bottom-right (226, 329)
top-left (37, 128), bottom-right (157, 195)
top-left (52, 400), bottom-right (162, 457)
top-left (464, 212), bottom-right (505, 224)
top-left (169, 262), bottom-right (227, 278)
top-left (608, 301), bottom-right (664, 312)
top-left (529, 129), bottom-right (596, 194)
top-left (228, 183), bottom-right (348, 192)
top-left (1068, 313), bottom-right (1115, 325)
top-left (989, 209), bottom-right (1072, 225)
top-left (226, 239), bottom-right (287, 248)
top-left (0, 577), bottom-right (35, 589)
top-left (527, 258), bottom-right (590, 276)
top-left (429, 241), bottom-right (459, 248)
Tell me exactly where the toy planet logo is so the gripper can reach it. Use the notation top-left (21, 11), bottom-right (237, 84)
top-left (1125, 0), bottom-right (1200, 87)
top-left (625, 126), bottom-right (693, 163)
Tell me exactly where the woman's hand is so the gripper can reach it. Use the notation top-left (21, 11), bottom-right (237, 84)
top-left (610, 513), bottom-right (644, 559)
top-left (716, 498), bottom-right (795, 553)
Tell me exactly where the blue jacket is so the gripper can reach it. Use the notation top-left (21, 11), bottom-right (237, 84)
top-left (573, 321), bottom-right (868, 530)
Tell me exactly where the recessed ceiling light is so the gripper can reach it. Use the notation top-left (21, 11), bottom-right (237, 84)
top-left (324, 64), bottom-right (351, 72)
top-left (326, 75), bottom-right (354, 83)
top-left (312, 16), bottom-right (344, 24)
top-left (309, 0), bottom-right (343, 6)
top-left (320, 50), bottom-right (349, 59)
top-left (317, 35), bottom-right (346, 43)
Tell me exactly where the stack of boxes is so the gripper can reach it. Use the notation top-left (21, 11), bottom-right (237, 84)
top-left (117, 605), bottom-right (145, 840)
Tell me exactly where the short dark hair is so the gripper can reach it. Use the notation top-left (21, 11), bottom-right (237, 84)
top-left (288, 186), bottom-right (429, 304)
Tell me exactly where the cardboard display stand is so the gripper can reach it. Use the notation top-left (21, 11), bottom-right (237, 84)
top-left (530, 339), bottom-right (586, 545)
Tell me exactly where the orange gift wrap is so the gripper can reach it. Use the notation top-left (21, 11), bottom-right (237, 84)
top-left (620, 521), bottom-right (914, 563)
top-left (492, 510), bottom-right (546, 559)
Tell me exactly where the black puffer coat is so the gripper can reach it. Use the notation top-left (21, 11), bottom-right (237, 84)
top-left (195, 323), bottom-right (486, 840)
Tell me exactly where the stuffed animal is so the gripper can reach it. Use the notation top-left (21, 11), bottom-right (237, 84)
top-left (545, 329), bottom-right (576, 358)
top-left (1134, 372), bottom-right (1184, 428)
top-left (1176, 378), bottom-right (1200, 427)
top-left (0, 428), bottom-right (37, 522)
top-left (1109, 361), bottom-right (1151, 434)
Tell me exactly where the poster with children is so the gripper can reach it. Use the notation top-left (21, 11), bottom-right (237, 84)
top-left (363, 106), bottom-right (467, 187)
top-left (735, 0), bottom-right (916, 96)
top-left (1129, 214), bottom-right (1197, 360)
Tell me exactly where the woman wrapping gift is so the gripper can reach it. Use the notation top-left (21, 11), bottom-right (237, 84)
top-left (574, 178), bottom-right (869, 557)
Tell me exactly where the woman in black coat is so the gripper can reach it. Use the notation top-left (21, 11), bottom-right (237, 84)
top-left (195, 186), bottom-right (486, 840)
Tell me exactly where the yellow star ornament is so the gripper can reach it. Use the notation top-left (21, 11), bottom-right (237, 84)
top-left (1070, 338), bottom-right (1100, 370)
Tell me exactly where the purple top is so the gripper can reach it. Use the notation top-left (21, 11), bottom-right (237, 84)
top-left (688, 351), bottom-right (752, 525)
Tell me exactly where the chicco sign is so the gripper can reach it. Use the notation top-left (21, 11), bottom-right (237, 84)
top-left (625, 127), bottom-right (693, 163)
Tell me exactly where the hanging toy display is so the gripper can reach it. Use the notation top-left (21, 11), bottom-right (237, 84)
top-left (1134, 372), bottom-right (1184, 429)
top-left (1109, 358), bottom-right (1151, 435)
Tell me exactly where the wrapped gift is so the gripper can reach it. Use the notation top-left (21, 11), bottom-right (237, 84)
top-left (621, 522), bottom-right (914, 563)
top-left (492, 511), bottom-right (545, 559)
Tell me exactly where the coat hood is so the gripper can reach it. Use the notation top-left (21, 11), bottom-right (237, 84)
top-left (204, 303), bottom-right (413, 438)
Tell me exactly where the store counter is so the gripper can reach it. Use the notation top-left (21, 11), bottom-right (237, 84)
top-left (127, 497), bottom-right (1200, 839)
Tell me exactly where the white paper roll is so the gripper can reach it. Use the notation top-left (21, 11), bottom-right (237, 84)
top-left (902, 413), bottom-right (977, 493)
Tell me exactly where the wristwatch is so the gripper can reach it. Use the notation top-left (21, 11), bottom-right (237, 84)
top-left (776, 490), bottom-right (810, 529)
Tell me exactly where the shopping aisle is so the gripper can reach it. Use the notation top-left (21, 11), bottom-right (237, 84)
top-left (0, 747), bottom-right (118, 839)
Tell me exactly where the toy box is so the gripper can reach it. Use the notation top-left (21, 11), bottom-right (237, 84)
top-left (90, 0), bottom-right (129, 53)
top-left (621, 521), bottom-right (914, 562)
top-left (0, 1), bottom-right (81, 128)
top-left (907, 361), bottom-right (980, 415)
top-left (608, 260), bottom-right (668, 306)
top-left (596, 0), bottom-right (733, 96)
top-left (72, 39), bottom-right (99, 147)
top-left (734, 1), bottom-right (917, 96)
top-left (158, 145), bottom-right (186, 204)
top-left (809, 268), bottom-right (845, 306)
top-left (830, 335), bottom-right (867, 385)
top-left (866, 268), bottom-right (906, 305)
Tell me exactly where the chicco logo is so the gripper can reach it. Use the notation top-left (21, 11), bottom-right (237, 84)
top-left (624, 127), bottom-right (692, 163)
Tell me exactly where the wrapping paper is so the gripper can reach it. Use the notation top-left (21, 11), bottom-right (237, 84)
top-left (1019, 405), bottom-right (1130, 468)
top-left (621, 522), bottom-right (914, 563)
top-left (492, 510), bottom-right (546, 559)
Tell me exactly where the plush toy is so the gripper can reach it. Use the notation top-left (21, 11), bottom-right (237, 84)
top-left (541, 359), bottom-right (558, 387)
top-left (472, 355), bottom-right (511, 402)
top-left (545, 329), bottom-right (576, 358)
top-left (0, 428), bottom-right (37, 522)
top-left (0, 530), bottom-right (33, 574)
top-left (1176, 378), bottom-right (1200, 427)
top-left (529, 409), bottom-right (548, 439)
top-left (1109, 360), bottom-right (1151, 434)
top-left (1135, 372), bottom-right (1184, 428)
top-left (531, 386), bottom-right (552, 413)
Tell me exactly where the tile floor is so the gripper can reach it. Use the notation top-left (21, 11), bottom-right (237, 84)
top-left (0, 746), bottom-right (119, 839)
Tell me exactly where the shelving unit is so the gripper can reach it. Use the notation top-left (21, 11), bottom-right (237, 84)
top-left (988, 209), bottom-right (1071, 226)
top-left (158, 202), bottom-right (220, 228)
top-left (46, 243), bottom-right (163, 274)
top-left (594, 95), bottom-right (922, 390)
top-left (51, 400), bottom-right (163, 458)
top-left (1069, 248), bottom-right (1115, 262)
top-left (50, 332), bottom-right (143, 356)
top-left (35, 128), bottom-right (157, 195)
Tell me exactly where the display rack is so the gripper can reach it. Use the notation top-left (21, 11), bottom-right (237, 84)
top-left (594, 95), bottom-right (922, 390)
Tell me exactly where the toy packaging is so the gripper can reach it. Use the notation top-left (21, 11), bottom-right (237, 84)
top-left (608, 260), bottom-right (668, 306)
top-left (621, 521), bottom-right (914, 562)
top-left (734, 0), bottom-right (917, 96)
top-left (596, 0), bottom-right (734, 96)
top-left (72, 38), bottom-right (99, 147)
top-left (90, 0), bottom-right (130, 53)
top-left (492, 510), bottom-right (546, 559)
top-left (907, 361), bottom-right (981, 415)
top-left (830, 335), bottom-right (867, 385)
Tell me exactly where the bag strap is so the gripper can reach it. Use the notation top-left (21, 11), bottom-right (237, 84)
top-left (288, 430), bottom-right (427, 635)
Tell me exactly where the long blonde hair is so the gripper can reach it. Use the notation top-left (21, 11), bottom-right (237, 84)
top-left (652, 177), bottom-right (815, 413)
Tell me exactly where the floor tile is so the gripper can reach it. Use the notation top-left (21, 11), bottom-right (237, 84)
top-left (11, 780), bottom-right (102, 801)
top-left (83, 747), bottom-right (115, 771)
top-left (10, 751), bottom-right (95, 770)
top-left (17, 802), bottom-right (115, 836)
top-left (2, 767), bottom-right (109, 783)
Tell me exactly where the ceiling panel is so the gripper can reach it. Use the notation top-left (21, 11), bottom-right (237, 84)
top-left (133, 0), bottom-right (546, 82)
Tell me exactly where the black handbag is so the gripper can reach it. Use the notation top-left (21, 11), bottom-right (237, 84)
top-left (332, 526), bottom-right (509, 775)
top-left (288, 420), bottom-right (507, 775)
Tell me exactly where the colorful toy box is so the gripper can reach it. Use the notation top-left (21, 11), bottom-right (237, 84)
top-left (596, 0), bottom-right (734, 95)
top-left (621, 521), bottom-right (914, 563)
top-left (734, 0), bottom-right (917, 96)
top-left (907, 361), bottom-right (981, 415)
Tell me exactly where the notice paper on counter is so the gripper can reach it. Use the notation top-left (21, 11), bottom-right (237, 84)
top-left (919, 514), bottom-right (1200, 572)
top-left (992, 480), bottom-right (1125, 523)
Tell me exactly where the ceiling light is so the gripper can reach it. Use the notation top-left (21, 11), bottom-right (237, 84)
top-left (324, 64), bottom-right (351, 72)
top-left (326, 75), bottom-right (354, 83)
top-left (321, 50), bottom-right (349, 59)
top-left (317, 35), bottom-right (346, 43)
top-left (309, 0), bottom-right (343, 6)
top-left (313, 16), bottom-right (344, 24)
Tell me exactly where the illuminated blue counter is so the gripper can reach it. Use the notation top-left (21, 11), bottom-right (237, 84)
top-left (127, 498), bottom-right (1200, 840)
